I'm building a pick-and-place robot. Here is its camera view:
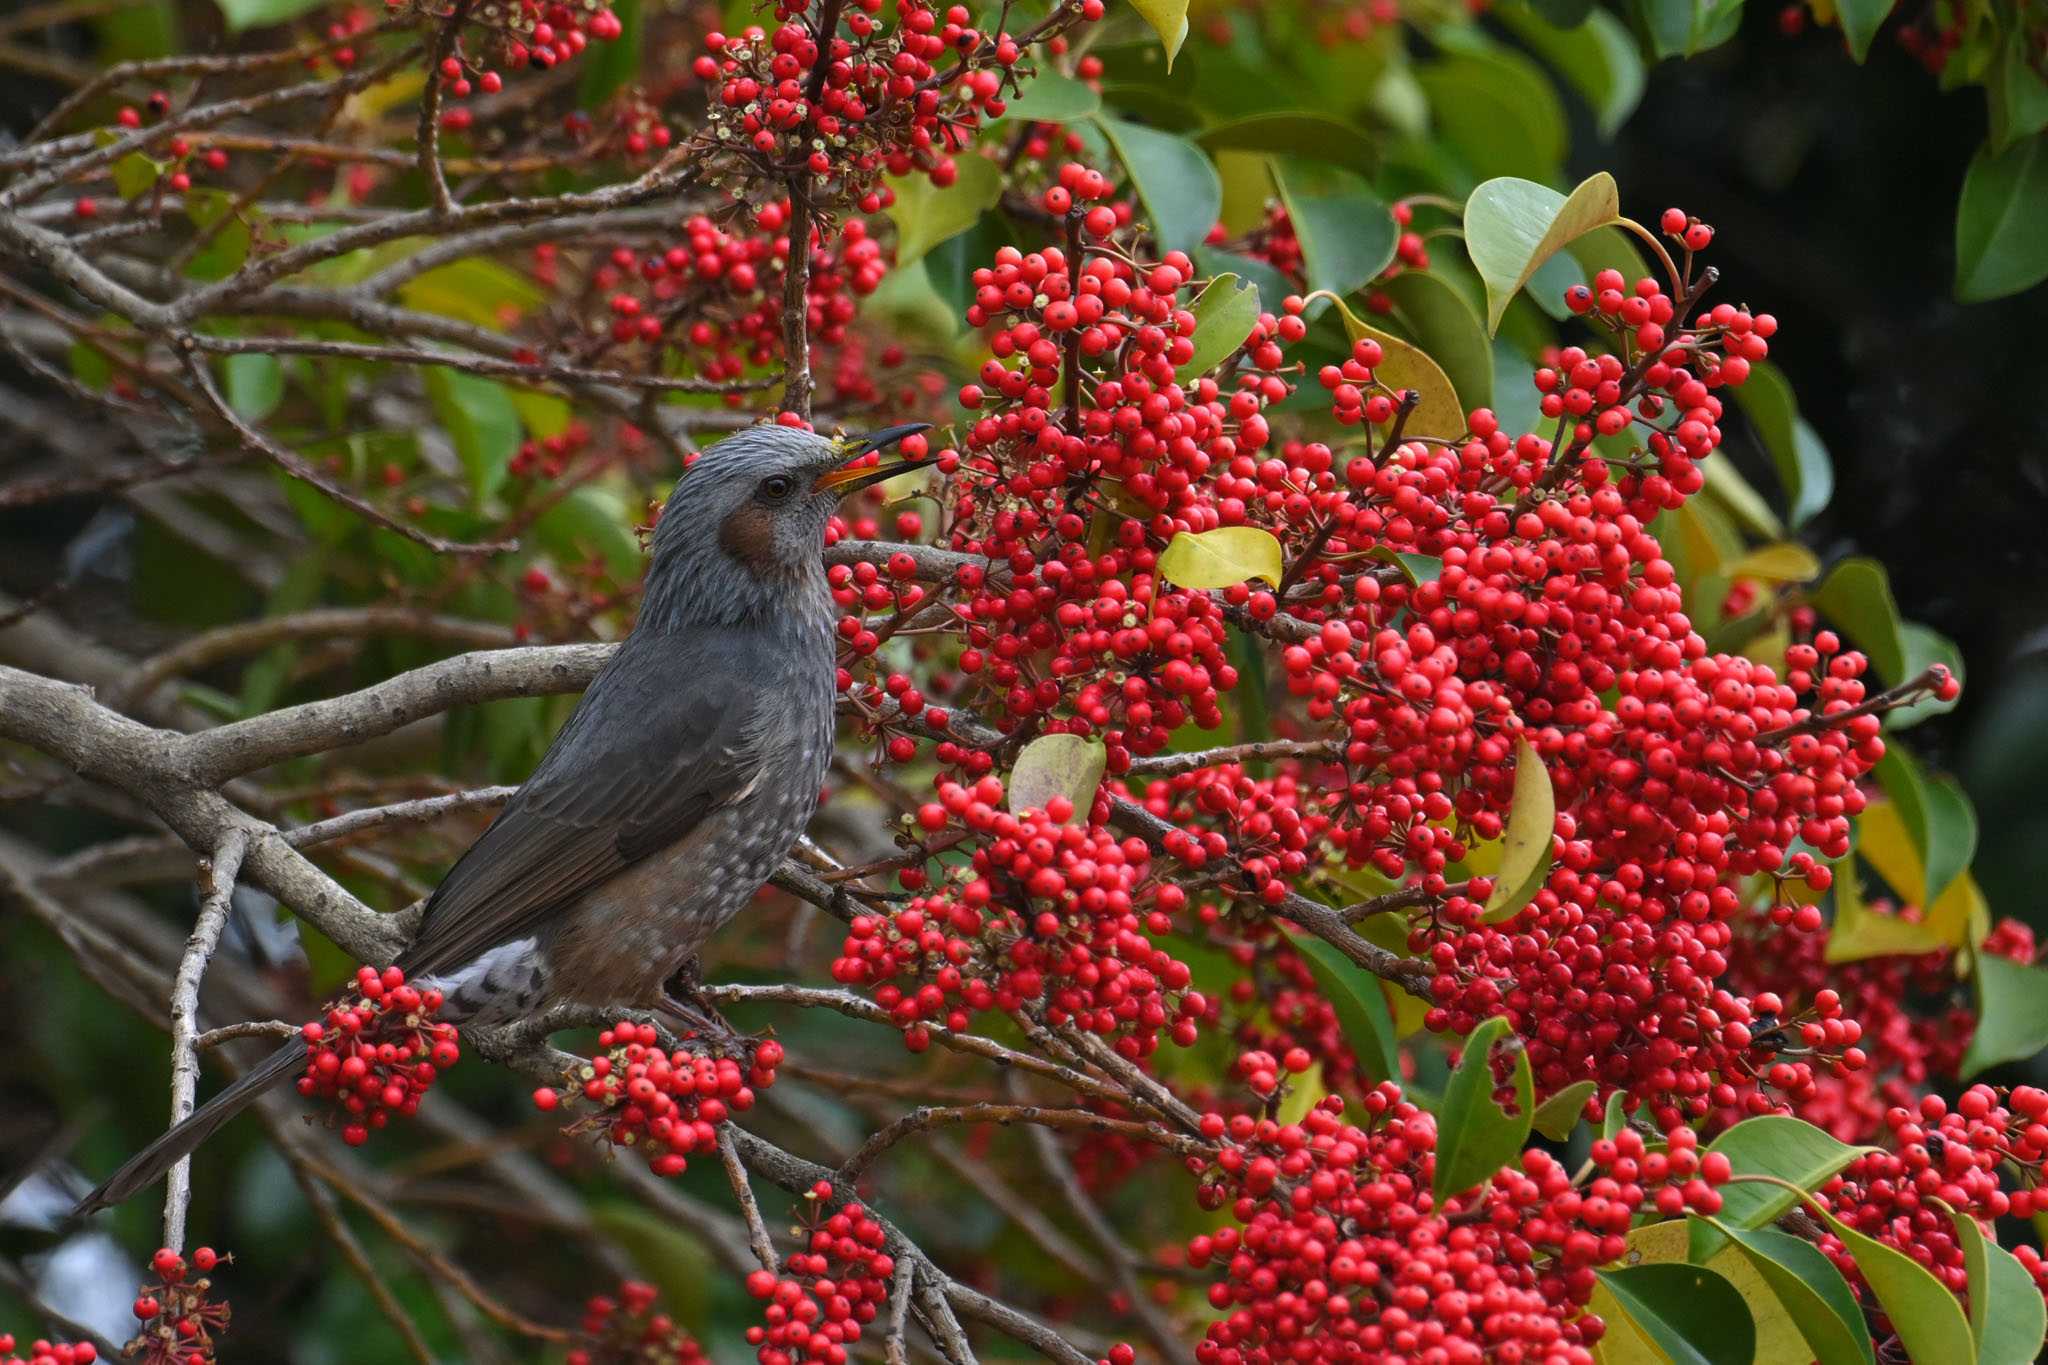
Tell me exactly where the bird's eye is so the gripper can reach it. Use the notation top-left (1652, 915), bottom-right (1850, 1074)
top-left (758, 474), bottom-right (795, 501)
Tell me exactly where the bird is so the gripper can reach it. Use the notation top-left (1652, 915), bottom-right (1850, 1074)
top-left (76, 420), bottom-right (933, 1216)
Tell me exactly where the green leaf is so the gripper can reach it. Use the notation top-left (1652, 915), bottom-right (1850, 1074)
top-left (1872, 745), bottom-right (1977, 908)
top-left (1498, 5), bottom-right (1646, 138)
top-left (1528, 0), bottom-right (1597, 26)
top-left (1482, 735), bottom-right (1555, 922)
top-left (1731, 361), bottom-right (1833, 527)
top-left (1376, 271), bottom-right (1494, 416)
top-left (1945, 1203), bottom-right (2048, 1364)
top-left (1465, 173), bottom-right (1622, 333)
top-left (1810, 1201), bottom-right (1977, 1365)
top-left (1007, 733), bottom-right (1107, 819)
top-left (534, 486), bottom-right (640, 580)
top-left (1687, 1117), bottom-right (1869, 1262)
top-left (885, 154), bottom-right (1003, 269)
top-left (1837, 0), bottom-right (1898, 61)
top-left (1096, 118), bottom-right (1221, 255)
top-left (1002, 71), bottom-right (1101, 122)
top-left (1892, 620), bottom-right (1965, 728)
top-left (1956, 132), bottom-right (2048, 302)
top-left (1366, 547), bottom-right (1445, 586)
top-left (588, 1202), bottom-right (712, 1325)
top-left (1595, 1262), bottom-right (1756, 1365)
top-left (1126, 0), bottom-right (1189, 69)
top-left (222, 353), bottom-right (283, 422)
top-left (1709, 1223), bottom-right (1876, 1365)
top-left (1809, 557), bottom-right (1906, 684)
top-left (1961, 953), bottom-right (2048, 1077)
top-left (1636, 0), bottom-right (1746, 58)
top-left (1432, 1016), bottom-right (1534, 1202)
top-left (211, 0), bottom-right (329, 30)
top-left (1180, 273), bottom-right (1263, 380)
top-left (1270, 158), bottom-right (1395, 299)
top-left (1531, 1079), bottom-right (1597, 1140)
top-left (577, 0), bottom-right (641, 106)
top-left (1415, 38), bottom-right (1568, 183)
top-left (1156, 526), bottom-right (1284, 589)
top-left (1989, 31), bottom-right (2048, 152)
top-left (111, 152), bottom-right (164, 199)
top-left (1700, 456), bottom-right (1783, 540)
top-left (183, 190), bottom-right (252, 282)
top-left (1825, 834), bottom-right (1958, 963)
top-left (1324, 295), bottom-right (1467, 441)
top-left (424, 369), bottom-right (521, 505)
top-left (1193, 114), bottom-right (1378, 174)
top-left (1291, 933), bottom-right (1401, 1084)
top-left (1602, 1090), bottom-right (1628, 1139)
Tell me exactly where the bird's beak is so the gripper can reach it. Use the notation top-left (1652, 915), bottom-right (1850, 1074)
top-left (814, 423), bottom-right (935, 495)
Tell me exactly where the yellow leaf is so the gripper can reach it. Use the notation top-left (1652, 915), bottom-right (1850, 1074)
top-left (1318, 292), bottom-right (1466, 441)
top-left (1156, 525), bottom-right (1284, 589)
top-left (1725, 542), bottom-right (1822, 583)
top-left (1465, 173), bottom-right (1622, 333)
top-left (1856, 800), bottom-right (1977, 944)
top-left (1126, 0), bottom-right (1189, 69)
top-left (1482, 735), bottom-right (1555, 921)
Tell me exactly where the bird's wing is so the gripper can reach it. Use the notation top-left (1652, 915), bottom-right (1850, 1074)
top-left (399, 628), bottom-right (778, 979)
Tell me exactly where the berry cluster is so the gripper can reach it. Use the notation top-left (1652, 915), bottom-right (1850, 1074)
top-left (831, 779), bottom-right (1205, 1056)
top-left (689, 2), bottom-right (1102, 215)
top-left (0, 1338), bottom-right (94, 1365)
top-left (532, 1020), bottom-right (781, 1176)
top-left (1810, 1087), bottom-right (2048, 1342)
top-left (742, 1184), bottom-right (895, 1365)
top-left (126, 1248), bottom-right (230, 1365)
top-left (411, 0), bottom-right (625, 86)
top-left (1184, 1084), bottom-right (1729, 1362)
top-left (567, 1280), bottom-right (709, 1365)
top-left (297, 966), bottom-right (460, 1147)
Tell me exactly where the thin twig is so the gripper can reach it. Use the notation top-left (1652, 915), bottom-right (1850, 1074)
top-left (164, 827), bottom-right (248, 1251)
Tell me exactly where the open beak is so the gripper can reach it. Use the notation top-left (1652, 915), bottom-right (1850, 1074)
top-left (814, 423), bottom-right (935, 495)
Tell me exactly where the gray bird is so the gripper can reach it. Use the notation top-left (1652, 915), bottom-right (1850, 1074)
top-left (77, 420), bottom-right (931, 1216)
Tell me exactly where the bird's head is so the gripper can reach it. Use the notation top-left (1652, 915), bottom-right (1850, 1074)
top-left (640, 421), bottom-right (931, 629)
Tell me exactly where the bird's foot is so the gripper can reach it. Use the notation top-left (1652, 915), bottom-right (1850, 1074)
top-left (657, 969), bottom-right (767, 1067)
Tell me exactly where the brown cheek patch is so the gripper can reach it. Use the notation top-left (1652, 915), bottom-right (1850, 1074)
top-left (718, 501), bottom-right (781, 576)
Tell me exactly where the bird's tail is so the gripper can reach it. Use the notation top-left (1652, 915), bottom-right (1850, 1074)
top-left (73, 1040), bottom-right (303, 1217)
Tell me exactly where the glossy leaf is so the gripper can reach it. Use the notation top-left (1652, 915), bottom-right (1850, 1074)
top-left (1811, 1201), bottom-right (1977, 1364)
top-left (1126, 0), bottom-right (1189, 70)
top-left (1809, 557), bottom-right (1906, 684)
top-left (1271, 158), bottom-right (1396, 299)
top-left (1594, 1220), bottom-right (1805, 1365)
top-left (1291, 934), bottom-right (1401, 1084)
top-left (1712, 1222), bottom-right (1876, 1365)
top-left (885, 154), bottom-right (1002, 269)
top-left (399, 258), bottom-right (549, 331)
top-left (1366, 547), bottom-right (1445, 586)
top-left (1432, 1016), bottom-right (1534, 1202)
top-left (1872, 746), bottom-right (1977, 907)
top-left (1893, 620), bottom-right (1966, 728)
top-left (1180, 274), bottom-right (1263, 380)
top-left (1595, 1262), bottom-right (1755, 1365)
top-left (1193, 113), bottom-right (1378, 173)
top-left (1416, 38), bottom-right (1567, 183)
top-left (1945, 1203), bottom-right (2048, 1363)
top-left (1854, 797), bottom-right (1981, 946)
top-left (1989, 31), bottom-right (2048, 152)
top-left (1687, 1117), bottom-right (1869, 1262)
top-left (1482, 736), bottom-right (1555, 922)
top-left (1836, 0), bottom-right (1897, 61)
top-left (1724, 542), bottom-right (1821, 583)
top-left (1498, 4), bottom-right (1646, 137)
top-left (1956, 132), bottom-right (2048, 302)
top-left (222, 354), bottom-right (283, 422)
top-left (1961, 953), bottom-right (2048, 1077)
top-left (1465, 173), bottom-right (1622, 333)
top-left (111, 152), bottom-right (164, 199)
top-left (1156, 525), bottom-right (1284, 589)
top-left (1531, 1079), bottom-right (1597, 1140)
top-left (1096, 118), bottom-right (1221, 255)
top-left (1008, 734), bottom-right (1107, 820)
top-left (1826, 827), bottom-right (1963, 964)
top-left (1324, 295), bottom-right (1466, 441)
top-left (1731, 361), bottom-right (1833, 527)
top-left (1377, 271), bottom-right (1494, 415)
top-left (534, 486), bottom-right (640, 580)
top-left (1003, 71), bottom-right (1101, 122)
